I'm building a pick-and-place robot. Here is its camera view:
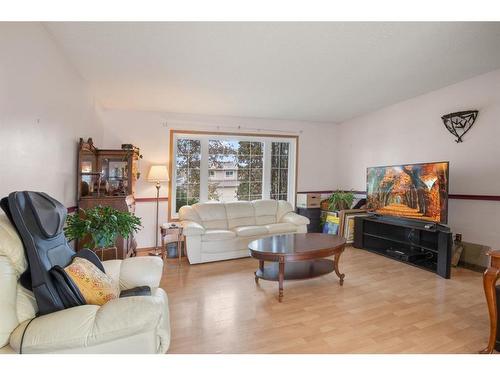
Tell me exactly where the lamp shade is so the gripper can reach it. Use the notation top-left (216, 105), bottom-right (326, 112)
top-left (147, 165), bottom-right (169, 183)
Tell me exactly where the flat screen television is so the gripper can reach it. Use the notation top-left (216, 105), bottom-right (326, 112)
top-left (366, 161), bottom-right (449, 224)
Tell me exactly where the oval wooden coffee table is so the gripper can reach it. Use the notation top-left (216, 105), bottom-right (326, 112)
top-left (249, 233), bottom-right (346, 302)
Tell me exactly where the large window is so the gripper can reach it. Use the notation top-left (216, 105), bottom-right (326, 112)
top-left (170, 132), bottom-right (297, 218)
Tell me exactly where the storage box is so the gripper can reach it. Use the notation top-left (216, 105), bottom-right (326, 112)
top-left (296, 193), bottom-right (321, 208)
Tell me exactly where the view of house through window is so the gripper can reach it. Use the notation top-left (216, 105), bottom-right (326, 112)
top-left (172, 133), bottom-right (297, 216)
top-left (208, 140), bottom-right (263, 202)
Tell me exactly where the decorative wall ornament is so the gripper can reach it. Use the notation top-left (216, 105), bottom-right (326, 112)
top-left (441, 110), bottom-right (478, 143)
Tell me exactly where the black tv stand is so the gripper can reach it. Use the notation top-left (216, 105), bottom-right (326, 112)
top-left (353, 215), bottom-right (452, 278)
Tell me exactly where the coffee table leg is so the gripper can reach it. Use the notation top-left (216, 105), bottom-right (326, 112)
top-left (278, 257), bottom-right (285, 302)
top-left (334, 251), bottom-right (345, 286)
top-left (255, 260), bottom-right (264, 284)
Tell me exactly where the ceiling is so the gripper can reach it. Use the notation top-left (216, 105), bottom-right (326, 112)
top-left (45, 22), bottom-right (500, 123)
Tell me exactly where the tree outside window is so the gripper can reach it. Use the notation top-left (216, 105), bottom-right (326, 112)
top-left (271, 142), bottom-right (289, 201)
top-left (175, 139), bottom-right (201, 212)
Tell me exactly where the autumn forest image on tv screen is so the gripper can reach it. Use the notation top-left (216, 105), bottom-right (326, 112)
top-left (366, 162), bottom-right (449, 224)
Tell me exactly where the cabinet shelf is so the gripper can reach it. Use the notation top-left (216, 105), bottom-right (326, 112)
top-left (363, 232), bottom-right (438, 253)
top-left (354, 215), bottom-right (452, 278)
top-left (363, 246), bottom-right (438, 273)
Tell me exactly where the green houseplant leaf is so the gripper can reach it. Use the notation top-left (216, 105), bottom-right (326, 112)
top-left (65, 206), bottom-right (142, 249)
top-left (327, 190), bottom-right (355, 211)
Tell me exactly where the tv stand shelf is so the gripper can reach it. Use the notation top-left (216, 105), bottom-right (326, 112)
top-left (353, 215), bottom-right (452, 278)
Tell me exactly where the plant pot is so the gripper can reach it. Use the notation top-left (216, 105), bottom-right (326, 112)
top-left (94, 246), bottom-right (118, 261)
top-left (320, 200), bottom-right (329, 211)
top-left (92, 234), bottom-right (117, 250)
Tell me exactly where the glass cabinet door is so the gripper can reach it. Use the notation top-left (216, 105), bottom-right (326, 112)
top-left (78, 138), bottom-right (139, 199)
top-left (99, 156), bottom-right (129, 196)
top-left (79, 153), bottom-right (97, 197)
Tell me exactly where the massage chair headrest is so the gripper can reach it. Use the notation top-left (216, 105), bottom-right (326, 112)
top-left (23, 191), bottom-right (67, 239)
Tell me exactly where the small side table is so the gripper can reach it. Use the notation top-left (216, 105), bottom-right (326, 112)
top-left (160, 224), bottom-right (184, 263)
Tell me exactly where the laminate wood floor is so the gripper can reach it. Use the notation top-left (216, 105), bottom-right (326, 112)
top-left (159, 246), bottom-right (489, 353)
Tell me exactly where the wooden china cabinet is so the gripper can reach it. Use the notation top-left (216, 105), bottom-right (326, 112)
top-left (77, 138), bottom-right (142, 259)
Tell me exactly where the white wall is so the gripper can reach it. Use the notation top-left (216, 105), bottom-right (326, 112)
top-left (6, 22), bottom-right (498, 252)
top-left (0, 23), bottom-right (103, 207)
top-left (99, 69), bottom-right (500, 251)
top-left (336, 69), bottom-right (500, 249)
top-left (99, 110), bottom-right (338, 248)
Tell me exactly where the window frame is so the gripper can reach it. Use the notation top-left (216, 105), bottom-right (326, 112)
top-left (168, 130), bottom-right (298, 220)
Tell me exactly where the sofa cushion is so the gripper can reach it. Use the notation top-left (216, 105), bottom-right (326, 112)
top-left (201, 230), bottom-right (236, 242)
top-left (277, 200), bottom-right (294, 221)
top-left (265, 222), bottom-right (297, 234)
top-left (0, 212), bottom-right (28, 347)
top-left (253, 200), bottom-right (278, 225)
top-left (0, 256), bottom-right (18, 348)
top-left (225, 201), bottom-right (256, 228)
top-left (233, 225), bottom-right (269, 237)
top-left (0, 212), bottom-right (27, 275)
top-left (178, 205), bottom-right (202, 224)
top-left (16, 285), bottom-right (37, 323)
top-left (193, 203), bottom-right (228, 229)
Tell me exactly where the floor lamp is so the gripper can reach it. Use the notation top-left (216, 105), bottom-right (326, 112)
top-left (147, 165), bottom-right (169, 256)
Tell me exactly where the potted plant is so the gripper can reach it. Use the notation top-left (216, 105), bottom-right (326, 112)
top-left (327, 190), bottom-right (355, 212)
top-left (65, 205), bottom-right (142, 251)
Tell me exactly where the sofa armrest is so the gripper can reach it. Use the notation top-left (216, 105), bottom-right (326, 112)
top-left (10, 292), bottom-right (168, 354)
top-left (280, 212), bottom-right (310, 226)
top-left (103, 257), bottom-right (163, 291)
top-left (181, 220), bottom-right (205, 236)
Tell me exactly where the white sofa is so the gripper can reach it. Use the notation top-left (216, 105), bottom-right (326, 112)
top-left (178, 199), bottom-right (310, 264)
top-left (0, 211), bottom-right (170, 354)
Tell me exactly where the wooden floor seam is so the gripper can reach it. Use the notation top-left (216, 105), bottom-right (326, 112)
top-left (157, 246), bottom-right (489, 354)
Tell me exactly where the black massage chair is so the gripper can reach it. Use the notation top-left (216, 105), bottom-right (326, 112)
top-left (1, 191), bottom-right (148, 316)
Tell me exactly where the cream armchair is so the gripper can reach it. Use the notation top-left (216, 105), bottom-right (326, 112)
top-left (0, 212), bottom-right (170, 354)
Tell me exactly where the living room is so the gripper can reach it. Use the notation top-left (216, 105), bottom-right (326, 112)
top-left (2, 1), bottom-right (500, 373)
